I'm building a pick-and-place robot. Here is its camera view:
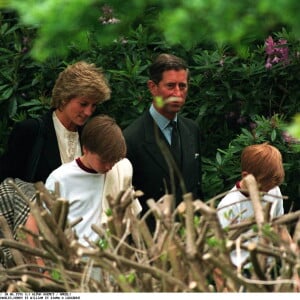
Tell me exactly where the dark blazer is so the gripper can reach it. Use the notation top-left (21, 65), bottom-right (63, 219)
top-left (123, 111), bottom-right (202, 218)
top-left (0, 109), bottom-right (82, 183)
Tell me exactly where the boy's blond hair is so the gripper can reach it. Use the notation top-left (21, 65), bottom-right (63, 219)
top-left (241, 143), bottom-right (285, 191)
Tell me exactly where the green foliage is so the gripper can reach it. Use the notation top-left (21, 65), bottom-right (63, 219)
top-left (5, 0), bottom-right (105, 61)
top-left (4, 0), bottom-right (152, 61)
top-left (118, 272), bottom-right (136, 285)
top-left (287, 113), bottom-right (300, 140)
top-left (202, 114), bottom-right (300, 212)
top-left (98, 238), bottom-right (109, 250)
top-left (252, 224), bottom-right (259, 233)
top-left (0, 9), bottom-right (49, 151)
top-left (51, 269), bottom-right (62, 281)
top-left (3, 0), bottom-right (300, 61)
top-left (206, 236), bottom-right (224, 249)
top-left (1, 10), bottom-right (300, 214)
top-left (105, 208), bottom-right (113, 217)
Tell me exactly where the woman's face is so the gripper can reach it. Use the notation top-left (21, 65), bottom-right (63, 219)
top-left (58, 97), bottom-right (98, 131)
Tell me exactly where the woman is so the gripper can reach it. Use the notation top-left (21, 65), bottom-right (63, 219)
top-left (0, 61), bottom-right (111, 183)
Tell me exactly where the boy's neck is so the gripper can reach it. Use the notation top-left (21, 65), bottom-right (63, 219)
top-left (76, 157), bottom-right (97, 173)
top-left (236, 180), bottom-right (249, 196)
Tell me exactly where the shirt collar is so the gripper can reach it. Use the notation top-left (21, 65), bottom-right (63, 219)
top-left (149, 104), bottom-right (178, 130)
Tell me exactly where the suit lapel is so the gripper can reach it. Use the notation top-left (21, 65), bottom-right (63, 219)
top-left (178, 117), bottom-right (197, 172)
top-left (142, 112), bottom-right (171, 175)
top-left (42, 113), bottom-right (62, 170)
top-left (140, 113), bottom-right (197, 175)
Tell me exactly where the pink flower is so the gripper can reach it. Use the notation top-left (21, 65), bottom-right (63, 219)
top-left (265, 36), bottom-right (275, 55)
top-left (282, 131), bottom-right (299, 144)
top-left (265, 56), bottom-right (273, 69)
top-left (264, 36), bottom-right (289, 68)
top-left (99, 4), bottom-right (120, 25)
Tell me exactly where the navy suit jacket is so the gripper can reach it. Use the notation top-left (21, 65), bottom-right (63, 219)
top-left (123, 111), bottom-right (202, 217)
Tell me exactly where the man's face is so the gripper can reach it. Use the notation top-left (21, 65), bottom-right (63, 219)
top-left (148, 69), bottom-right (188, 119)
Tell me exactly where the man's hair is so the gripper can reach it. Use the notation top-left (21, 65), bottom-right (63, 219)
top-left (81, 115), bottom-right (126, 163)
top-left (149, 53), bottom-right (189, 84)
top-left (51, 61), bottom-right (111, 109)
top-left (241, 143), bottom-right (285, 190)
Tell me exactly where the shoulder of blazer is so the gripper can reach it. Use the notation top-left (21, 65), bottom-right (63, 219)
top-left (178, 115), bottom-right (199, 128)
top-left (178, 116), bottom-right (201, 135)
top-left (123, 111), bottom-right (153, 138)
top-left (13, 117), bottom-right (40, 137)
top-left (109, 158), bottom-right (133, 180)
top-left (40, 109), bottom-right (55, 133)
top-left (37, 110), bottom-right (61, 163)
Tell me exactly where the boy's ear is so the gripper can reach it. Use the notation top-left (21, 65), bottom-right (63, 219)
top-left (241, 171), bottom-right (249, 178)
top-left (82, 145), bottom-right (88, 154)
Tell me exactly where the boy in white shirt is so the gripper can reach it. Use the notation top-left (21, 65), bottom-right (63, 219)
top-left (217, 143), bottom-right (285, 230)
top-left (216, 143), bottom-right (285, 278)
top-left (45, 114), bottom-right (141, 247)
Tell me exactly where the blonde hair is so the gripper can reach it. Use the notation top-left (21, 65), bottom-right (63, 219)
top-left (51, 61), bottom-right (111, 109)
top-left (241, 143), bottom-right (285, 191)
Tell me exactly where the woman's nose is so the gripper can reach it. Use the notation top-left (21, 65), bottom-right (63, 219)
top-left (84, 106), bottom-right (94, 116)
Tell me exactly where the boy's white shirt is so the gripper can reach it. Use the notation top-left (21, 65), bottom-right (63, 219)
top-left (217, 185), bottom-right (283, 228)
top-left (45, 158), bottom-right (141, 246)
top-left (217, 185), bottom-right (284, 267)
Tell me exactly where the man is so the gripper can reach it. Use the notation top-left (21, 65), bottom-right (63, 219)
top-left (123, 53), bottom-right (202, 230)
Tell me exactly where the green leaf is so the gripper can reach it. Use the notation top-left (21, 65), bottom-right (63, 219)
top-left (98, 238), bottom-right (109, 250)
top-left (216, 152), bottom-right (222, 165)
top-left (51, 269), bottom-right (61, 281)
top-left (0, 87), bottom-right (13, 101)
top-left (271, 129), bottom-right (277, 141)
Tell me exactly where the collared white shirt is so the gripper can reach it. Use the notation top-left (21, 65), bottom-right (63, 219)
top-left (149, 104), bottom-right (178, 145)
top-left (52, 112), bottom-right (82, 163)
